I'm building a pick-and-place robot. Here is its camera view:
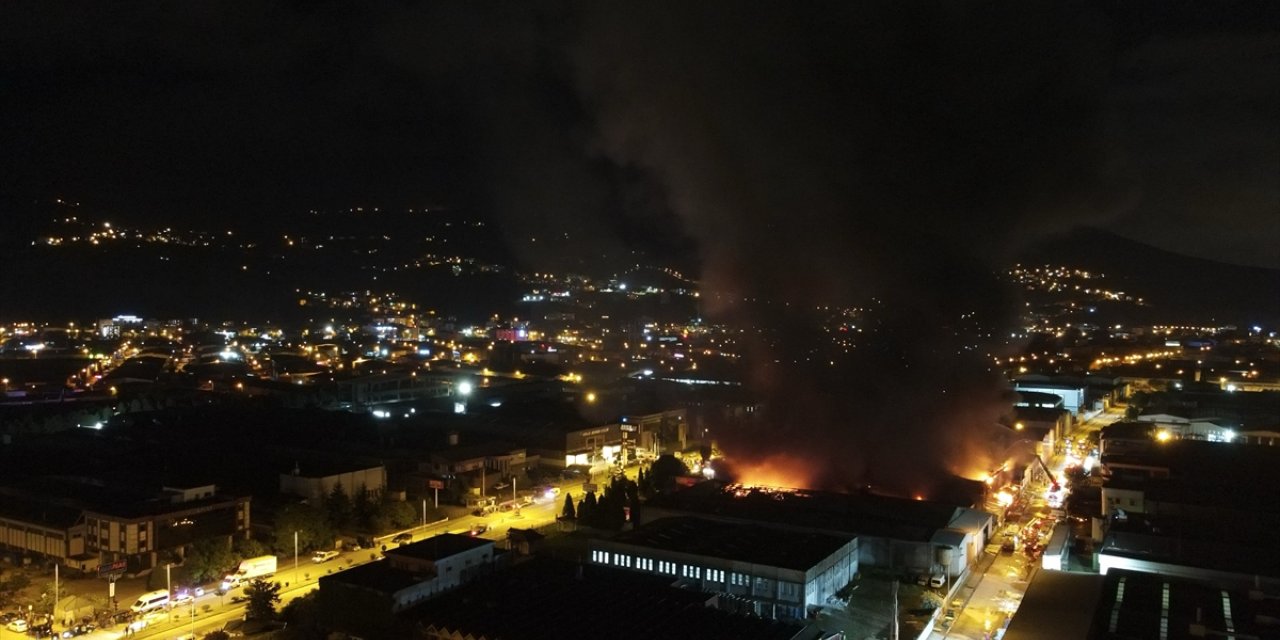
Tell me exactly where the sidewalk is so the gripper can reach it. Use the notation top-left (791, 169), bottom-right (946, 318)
top-left (929, 550), bottom-right (998, 640)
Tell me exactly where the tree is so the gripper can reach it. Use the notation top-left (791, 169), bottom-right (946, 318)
top-left (279, 591), bottom-right (326, 640)
top-left (273, 502), bottom-right (333, 554)
top-left (648, 454), bottom-right (689, 495)
top-left (34, 581), bottom-right (56, 615)
top-left (382, 499), bottom-right (419, 529)
top-left (560, 493), bottom-right (576, 519)
top-left (202, 632), bottom-right (231, 640)
top-left (353, 484), bottom-right (375, 530)
top-left (0, 572), bottom-right (30, 608)
top-left (243, 578), bottom-right (281, 620)
top-left (637, 468), bottom-right (653, 496)
top-left (627, 488), bottom-right (641, 525)
top-left (578, 491), bottom-right (599, 526)
top-left (234, 537), bottom-right (270, 560)
top-left (324, 482), bottom-right (353, 530)
top-left (186, 537), bottom-right (236, 584)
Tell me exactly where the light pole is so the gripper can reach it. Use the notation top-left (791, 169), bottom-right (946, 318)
top-left (422, 498), bottom-right (427, 529)
top-left (165, 563), bottom-right (172, 612)
top-left (293, 531), bottom-right (299, 583)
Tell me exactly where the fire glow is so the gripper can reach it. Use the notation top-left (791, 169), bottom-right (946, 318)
top-left (731, 454), bottom-right (814, 490)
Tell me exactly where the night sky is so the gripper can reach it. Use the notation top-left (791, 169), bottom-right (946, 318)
top-left (1, 1), bottom-right (1277, 269)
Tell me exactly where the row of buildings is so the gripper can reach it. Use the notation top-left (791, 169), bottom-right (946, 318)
top-left (314, 480), bottom-right (994, 639)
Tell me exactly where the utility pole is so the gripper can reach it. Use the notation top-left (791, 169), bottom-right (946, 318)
top-left (293, 531), bottom-right (299, 582)
top-left (422, 498), bottom-right (427, 528)
top-left (890, 578), bottom-right (899, 640)
top-left (53, 564), bottom-right (59, 627)
top-left (165, 563), bottom-right (171, 610)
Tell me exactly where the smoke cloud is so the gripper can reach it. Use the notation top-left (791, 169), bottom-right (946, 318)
top-left (572, 2), bottom-right (1135, 493)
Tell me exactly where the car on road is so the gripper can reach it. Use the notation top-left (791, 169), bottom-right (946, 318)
top-left (6, 618), bottom-right (28, 633)
top-left (171, 591), bottom-right (195, 605)
top-left (392, 533), bottom-right (413, 544)
top-left (469, 524), bottom-right (488, 537)
top-left (312, 550), bottom-right (340, 563)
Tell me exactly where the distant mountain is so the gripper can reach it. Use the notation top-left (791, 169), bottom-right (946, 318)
top-left (1019, 227), bottom-right (1280, 326)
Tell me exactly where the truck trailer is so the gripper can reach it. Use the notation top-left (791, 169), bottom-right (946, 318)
top-left (221, 555), bottom-right (278, 590)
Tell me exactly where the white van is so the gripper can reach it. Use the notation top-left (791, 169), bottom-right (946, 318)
top-left (131, 589), bottom-right (170, 613)
top-left (311, 550), bottom-right (339, 563)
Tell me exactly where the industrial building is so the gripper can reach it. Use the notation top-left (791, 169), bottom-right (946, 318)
top-left (0, 477), bottom-right (250, 573)
top-left (589, 516), bottom-right (858, 620)
top-left (317, 533), bottom-right (497, 639)
top-left (643, 483), bottom-right (993, 589)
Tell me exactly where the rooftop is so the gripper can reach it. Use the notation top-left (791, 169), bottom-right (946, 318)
top-left (0, 476), bottom-right (244, 521)
top-left (317, 559), bottom-right (430, 594)
top-left (607, 516), bottom-right (854, 571)
top-left (648, 482), bottom-right (968, 543)
top-left (405, 557), bottom-right (806, 640)
top-left (1088, 569), bottom-right (1280, 639)
top-left (388, 533), bottom-right (492, 562)
top-left (1003, 571), bottom-right (1104, 640)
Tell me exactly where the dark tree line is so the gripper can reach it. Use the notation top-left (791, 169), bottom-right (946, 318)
top-left (574, 476), bottom-right (641, 530)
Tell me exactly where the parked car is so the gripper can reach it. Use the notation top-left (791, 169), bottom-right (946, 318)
top-left (392, 533), bottom-right (413, 544)
top-left (60, 623), bottom-right (96, 637)
top-left (929, 574), bottom-right (946, 588)
top-left (312, 550), bottom-right (340, 563)
top-left (6, 618), bottom-right (28, 633)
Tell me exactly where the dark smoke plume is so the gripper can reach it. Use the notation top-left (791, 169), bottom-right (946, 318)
top-left (572, 2), bottom-right (1135, 492)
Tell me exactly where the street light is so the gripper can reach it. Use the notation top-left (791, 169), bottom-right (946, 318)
top-left (294, 531), bottom-right (299, 583)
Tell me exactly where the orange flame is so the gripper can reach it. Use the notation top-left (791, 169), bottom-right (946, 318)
top-left (733, 453), bottom-right (814, 489)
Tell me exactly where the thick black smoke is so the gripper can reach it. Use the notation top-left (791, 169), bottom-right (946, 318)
top-left (571, 2), bottom-right (1135, 492)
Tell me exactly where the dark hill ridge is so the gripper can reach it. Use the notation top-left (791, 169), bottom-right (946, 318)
top-left (1020, 227), bottom-right (1280, 325)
